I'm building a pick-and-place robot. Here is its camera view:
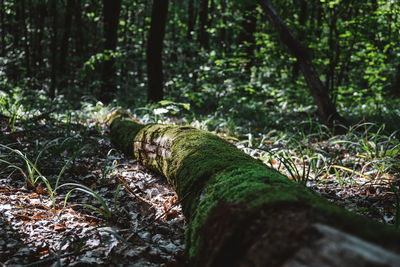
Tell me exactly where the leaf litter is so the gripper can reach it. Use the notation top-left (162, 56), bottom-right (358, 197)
top-left (0, 116), bottom-right (185, 266)
top-left (1, 110), bottom-right (399, 265)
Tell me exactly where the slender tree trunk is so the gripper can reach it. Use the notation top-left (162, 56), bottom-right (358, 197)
top-left (146, 0), bottom-right (169, 103)
top-left (50, 0), bottom-right (58, 99)
top-left (256, 0), bottom-right (347, 130)
top-left (59, 0), bottom-right (74, 90)
top-left (187, 0), bottom-right (195, 39)
top-left (198, 0), bottom-right (209, 49)
top-left (100, 0), bottom-right (122, 103)
top-left (108, 111), bottom-right (400, 267)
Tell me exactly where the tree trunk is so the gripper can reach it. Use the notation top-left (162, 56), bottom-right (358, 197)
top-left (107, 110), bottom-right (400, 267)
top-left (198, 0), bottom-right (209, 49)
top-left (256, 0), bottom-right (347, 130)
top-left (187, 0), bottom-right (196, 40)
top-left (146, 0), bottom-right (169, 103)
top-left (100, 0), bottom-right (122, 103)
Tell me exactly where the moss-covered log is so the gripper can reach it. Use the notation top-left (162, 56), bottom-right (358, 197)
top-left (107, 111), bottom-right (400, 266)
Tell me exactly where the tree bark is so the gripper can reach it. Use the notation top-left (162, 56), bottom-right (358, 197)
top-left (146, 0), bottom-right (169, 103)
top-left (100, 0), bottom-right (122, 103)
top-left (256, 0), bottom-right (348, 130)
top-left (198, 0), bottom-right (209, 49)
top-left (187, 0), bottom-right (196, 40)
top-left (107, 110), bottom-right (400, 267)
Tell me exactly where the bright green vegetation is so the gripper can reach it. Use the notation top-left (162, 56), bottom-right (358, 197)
top-left (0, 1), bottom-right (399, 127)
top-left (0, 100), bottom-right (125, 220)
top-left (0, 0), bottom-right (400, 264)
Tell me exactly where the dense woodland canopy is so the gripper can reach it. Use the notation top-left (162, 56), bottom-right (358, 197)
top-left (0, 0), bottom-right (399, 127)
top-left (1, 0), bottom-right (400, 265)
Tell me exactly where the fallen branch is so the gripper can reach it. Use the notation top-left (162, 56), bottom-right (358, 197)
top-left (107, 110), bottom-right (400, 266)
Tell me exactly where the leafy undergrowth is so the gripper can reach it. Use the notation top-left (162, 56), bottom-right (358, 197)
top-left (1, 99), bottom-right (400, 265)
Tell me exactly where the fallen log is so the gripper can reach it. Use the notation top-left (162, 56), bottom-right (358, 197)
top-left (107, 110), bottom-right (400, 266)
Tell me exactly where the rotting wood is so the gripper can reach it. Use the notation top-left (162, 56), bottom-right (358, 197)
top-left (107, 110), bottom-right (400, 267)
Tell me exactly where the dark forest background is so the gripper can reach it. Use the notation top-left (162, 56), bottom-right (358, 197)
top-left (0, 0), bottom-right (399, 134)
top-left (1, 2), bottom-right (400, 264)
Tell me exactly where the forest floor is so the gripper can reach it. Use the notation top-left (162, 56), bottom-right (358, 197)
top-left (0, 105), bottom-right (399, 266)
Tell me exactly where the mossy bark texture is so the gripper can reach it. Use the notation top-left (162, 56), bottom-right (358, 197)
top-left (108, 111), bottom-right (400, 267)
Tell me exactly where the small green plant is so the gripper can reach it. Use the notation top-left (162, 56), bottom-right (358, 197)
top-left (101, 149), bottom-right (117, 181)
top-left (0, 142), bottom-right (90, 210)
top-left (59, 183), bottom-right (122, 218)
top-left (0, 143), bottom-right (58, 208)
top-left (60, 183), bottom-right (112, 217)
top-left (55, 144), bottom-right (90, 189)
top-left (275, 151), bottom-right (314, 185)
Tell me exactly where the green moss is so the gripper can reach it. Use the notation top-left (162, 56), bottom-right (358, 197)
top-left (109, 115), bottom-right (400, 264)
top-left (110, 118), bottom-right (146, 156)
top-left (185, 163), bottom-right (325, 260)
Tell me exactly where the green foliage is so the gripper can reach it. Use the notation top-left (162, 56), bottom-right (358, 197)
top-left (0, 144), bottom-right (58, 209)
top-left (60, 183), bottom-right (112, 218)
top-left (1, 0), bottom-right (400, 231)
